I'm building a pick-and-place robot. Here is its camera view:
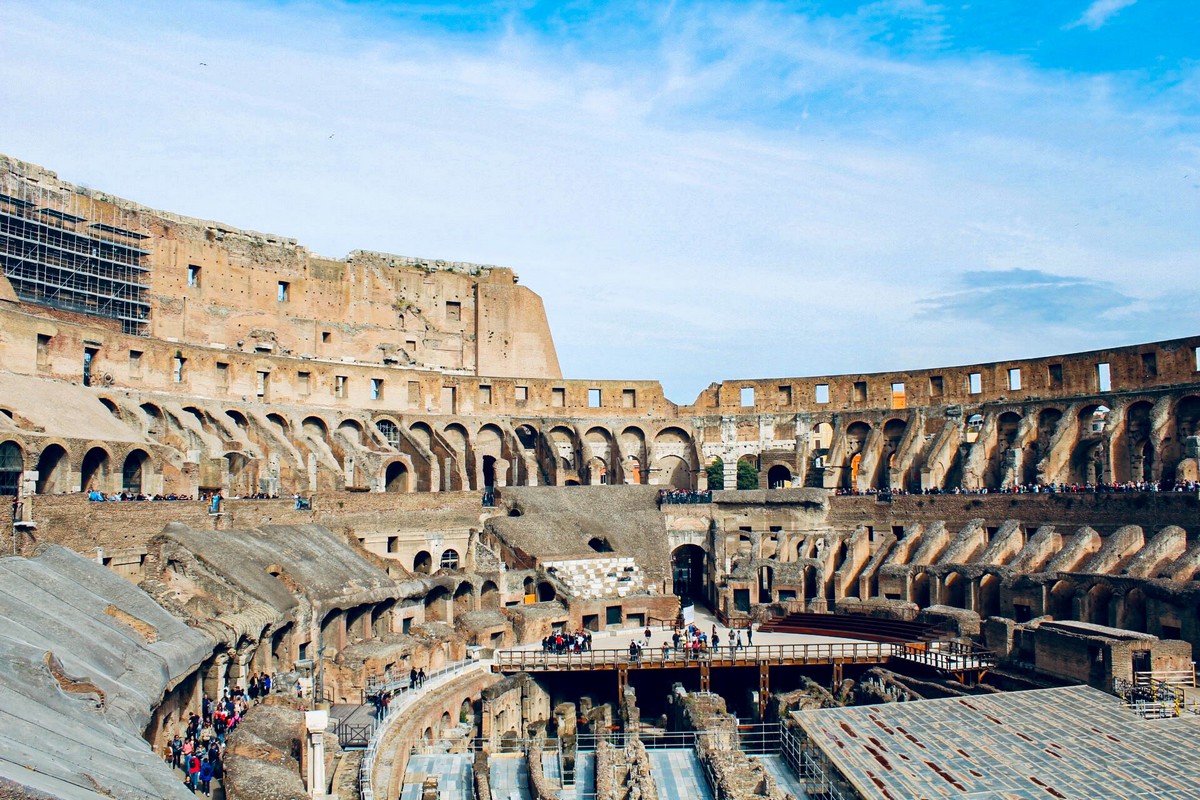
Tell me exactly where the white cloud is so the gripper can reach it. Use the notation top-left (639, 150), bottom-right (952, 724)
top-left (1067, 0), bottom-right (1138, 30)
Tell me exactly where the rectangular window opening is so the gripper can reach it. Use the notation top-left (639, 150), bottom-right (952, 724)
top-left (929, 375), bottom-right (944, 398)
top-left (216, 362), bottom-right (229, 390)
top-left (588, 388), bottom-right (602, 408)
top-left (516, 385), bottom-right (528, 402)
top-left (815, 384), bottom-right (830, 404)
top-left (969, 372), bottom-right (982, 394)
top-left (321, 330), bottom-right (331, 344)
top-left (622, 388), bottom-right (636, 408)
top-left (1141, 352), bottom-right (1157, 378)
top-left (479, 384), bottom-right (492, 405)
top-left (36, 334), bottom-right (51, 368)
top-left (335, 375), bottom-right (348, 399)
top-left (853, 381), bottom-right (867, 402)
top-left (257, 370), bottom-right (270, 401)
top-left (129, 350), bottom-right (143, 378)
top-left (446, 301), bottom-right (461, 322)
top-left (552, 387), bottom-right (566, 407)
top-left (187, 265), bottom-right (201, 288)
top-left (370, 378), bottom-right (383, 401)
top-left (740, 386), bottom-right (755, 406)
top-left (1048, 363), bottom-right (1063, 390)
top-left (1007, 368), bottom-right (1022, 391)
top-left (777, 385), bottom-right (792, 405)
top-left (277, 281), bottom-right (290, 302)
top-left (408, 380), bottom-right (421, 407)
top-left (297, 371), bottom-right (310, 396)
top-left (173, 355), bottom-right (186, 384)
top-left (1097, 362), bottom-right (1111, 392)
top-left (891, 382), bottom-right (906, 410)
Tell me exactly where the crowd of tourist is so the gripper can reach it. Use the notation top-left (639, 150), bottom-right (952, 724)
top-left (87, 490), bottom-right (197, 501)
top-left (541, 630), bottom-right (594, 654)
top-left (165, 673), bottom-right (273, 794)
top-left (657, 489), bottom-right (713, 505)
top-left (834, 480), bottom-right (1200, 497)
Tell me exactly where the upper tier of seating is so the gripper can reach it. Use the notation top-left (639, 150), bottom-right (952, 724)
top-left (759, 611), bottom-right (944, 643)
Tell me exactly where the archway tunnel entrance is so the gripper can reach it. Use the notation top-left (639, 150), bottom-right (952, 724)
top-left (671, 544), bottom-right (708, 606)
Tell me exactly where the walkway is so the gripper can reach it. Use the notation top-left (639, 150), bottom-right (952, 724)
top-left (646, 749), bottom-right (713, 800)
top-left (751, 754), bottom-right (810, 800)
top-left (489, 753), bottom-right (531, 800)
top-left (566, 751), bottom-right (594, 800)
top-left (400, 753), bottom-right (473, 800)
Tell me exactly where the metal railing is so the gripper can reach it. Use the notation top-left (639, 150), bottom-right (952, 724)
top-left (891, 640), bottom-right (995, 672)
top-left (495, 641), bottom-right (896, 671)
top-left (358, 658), bottom-right (484, 800)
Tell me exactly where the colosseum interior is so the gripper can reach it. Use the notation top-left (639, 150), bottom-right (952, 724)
top-left (1, 153), bottom-right (1198, 800)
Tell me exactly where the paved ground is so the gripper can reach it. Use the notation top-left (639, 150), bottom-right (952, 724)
top-left (646, 749), bottom-right (714, 800)
top-left (401, 753), bottom-right (473, 800)
top-left (752, 754), bottom-right (810, 799)
top-left (489, 753), bottom-right (531, 800)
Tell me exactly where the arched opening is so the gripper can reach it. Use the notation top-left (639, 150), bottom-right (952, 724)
top-left (736, 455), bottom-right (759, 490)
top-left (758, 565), bottom-right (774, 603)
top-left (0, 441), bottom-right (22, 496)
top-left (671, 544), bottom-right (707, 604)
top-left (453, 582), bottom-right (474, 616)
top-left (80, 446), bottom-right (111, 493)
top-left (121, 449), bottom-right (150, 494)
top-left (480, 580), bottom-right (500, 609)
top-left (424, 586), bottom-right (450, 622)
top-left (844, 422), bottom-right (871, 487)
top-left (267, 413), bottom-right (290, 436)
top-left (803, 565), bottom-right (818, 601)
top-left (35, 444), bottom-right (68, 494)
top-left (98, 397), bottom-right (120, 418)
top-left (302, 416), bottom-right (328, 442)
top-left (979, 574), bottom-right (1001, 618)
top-left (536, 581), bottom-right (557, 602)
top-left (384, 461), bottom-right (409, 493)
top-left (226, 409), bottom-right (249, 430)
top-left (588, 537), bottom-right (613, 553)
top-left (482, 455), bottom-right (497, 488)
top-left (440, 549), bottom-right (460, 571)
top-left (911, 572), bottom-right (930, 608)
top-left (767, 464), bottom-right (792, 489)
top-left (1050, 580), bottom-right (1075, 620)
top-left (943, 573), bottom-right (966, 609)
top-left (1121, 588), bottom-right (1147, 632)
top-left (1087, 584), bottom-right (1113, 627)
top-left (514, 425), bottom-right (538, 450)
top-left (413, 551), bottom-right (432, 574)
top-left (376, 419), bottom-right (401, 448)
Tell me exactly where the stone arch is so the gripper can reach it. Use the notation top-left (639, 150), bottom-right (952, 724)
top-left (121, 448), bottom-right (151, 494)
top-left (1086, 583), bottom-right (1113, 627)
top-left (536, 581), bottom-right (557, 602)
top-left (911, 571), bottom-right (930, 608)
top-left (80, 445), bottom-right (112, 493)
top-left (383, 460), bottom-right (409, 493)
top-left (480, 580), bottom-right (500, 609)
top-left (943, 572), bottom-right (967, 609)
top-left (879, 418), bottom-right (907, 488)
top-left (424, 586), bottom-right (450, 622)
top-left (440, 549), bottom-right (461, 571)
top-left (1049, 580), bottom-right (1075, 620)
top-left (140, 403), bottom-right (167, 441)
top-left (98, 397), bottom-right (121, 419)
top-left (979, 574), bottom-right (1001, 618)
top-left (1025, 407), bottom-right (1063, 484)
top-left (1116, 401), bottom-right (1154, 483)
top-left (413, 550), bottom-right (433, 574)
top-left (482, 455), bottom-right (498, 488)
top-left (766, 463), bottom-right (792, 489)
top-left (337, 418), bottom-right (364, 445)
top-left (758, 564), bottom-right (774, 603)
top-left (443, 423), bottom-right (469, 452)
top-left (266, 412), bottom-right (290, 436)
top-left (35, 443), bottom-right (69, 494)
top-left (302, 416), bottom-right (329, 442)
top-left (620, 426), bottom-right (647, 484)
top-left (376, 418), bottom-right (401, 449)
top-left (0, 440), bottom-right (23, 496)
top-left (1120, 587), bottom-right (1147, 632)
top-left (408, 421), bottom-right (434, 449)
top-left (453, 581), bottom-right (474, 616)
top-left (226, 409), bottom-right (249, 430)
top-left (844, 421), bottom-right (871, 488)
top-left (671, 544), bottom-right (707, 603)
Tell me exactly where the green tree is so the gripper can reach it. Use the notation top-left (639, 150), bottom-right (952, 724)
top-left (706, 458), bottom-right (724, 490)
top-left (737, 459), bottom-right (759, 490)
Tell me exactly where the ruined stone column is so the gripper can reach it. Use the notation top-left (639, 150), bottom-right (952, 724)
top-left (305, 709), bottom-right (329, 799)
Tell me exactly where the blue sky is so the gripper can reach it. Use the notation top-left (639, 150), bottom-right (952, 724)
top-left (1, 0), bottom-right (1198, 403)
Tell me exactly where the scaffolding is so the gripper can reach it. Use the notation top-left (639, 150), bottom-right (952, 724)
top-left (0, 171), bottom-right (150, 335)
